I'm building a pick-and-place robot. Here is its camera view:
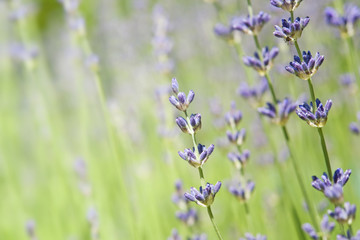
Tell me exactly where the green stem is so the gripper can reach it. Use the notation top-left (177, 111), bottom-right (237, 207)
top-left (247, 0), bottom-right (253, 18)
top-left (346, 36), bottom-right (360, 85)
top-left (290, 11), bottom-right (294, 22)
top-left (264, 73), bottom-right (278, 104)
top-left (253, 34), bottom-right (262, 51)
top-left (207, 206), bottom-right (224, 240)
top-left (198, 167), bottom-right (206, 187)
top-left (348, 224), bottom-right (354, 236)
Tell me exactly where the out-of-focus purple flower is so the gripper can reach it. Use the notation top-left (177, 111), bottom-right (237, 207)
top-left (25, 220), bottom-right (37, 240)
top-left (296, 98), bottom-right (332, 128)
top-left (321, 214), bottom-right (335, 236)
top-left (312, 168), bottom-right (351, 203)
top-left (168, 229), bottom-right (182, 240)
top-left (169, 78), bottom-right (195, 112)
top-left (274, 17), bottom-right (310, 42)
top-left (329, 202), bottom-right (357, 225)
top-left (337, 230), bottom-right (360, 240)
top-left (258, 98), bottom-right (296, 126)
top-left (270, 0), bottom-right (303, 12)
top-left (172, 180), bottom-right (188, 208)
top-left (239, 233), bottom-right (267, 240)
top-left (227, 129), bottom-right (246, 146)
top-left (232, 12), bottom-right (271, 35)
top-left (325, 4), bottom-right (360, 38)
top-left (189, 233), bottom-right (207, 240)
top-left (237, 79), bottom-right (268, 107)
top-left (243, 46), bottom-right (279, 76)
top-left (184, 182), bottom-right (222, 207)
top-left (302, 223), bottom-right (319, 240)
top-left (340, 74), bottom-right (358, 95)
top-left (214, 23), bottom-right (235, 43)
top-left (225, 102), bottom-right (243, 127)
top-left (228, 180), bottom-right (255, 203)
top-left (176, 208), bottom-right (198, 226)
top-left (350, 122), bottom-right (360, 135)
top-left (228, 150), bottom-right (250, 170)
top-left (178, 144), bottom-right (215, 168)
top-left (285, 51), bottom-right (325, 80)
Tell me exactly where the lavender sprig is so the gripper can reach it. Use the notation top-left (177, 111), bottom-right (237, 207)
top-left (296, 99), bottom-right (332, 128)
top-left (270, 0), bottom-right (302, 12)
top-left (243, 46), bottom-right (279, 76)
top-left (285, 51), bottom-right (325, 80)
top-left (232, 12), bottom-right (270, 36)
top-left (274, 17), bottom-right (310, 43)
top-left (258, 98), bottom-right (296, 126)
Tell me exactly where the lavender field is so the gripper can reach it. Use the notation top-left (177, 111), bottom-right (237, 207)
top-left (1, 0), bottom-right (360, 239)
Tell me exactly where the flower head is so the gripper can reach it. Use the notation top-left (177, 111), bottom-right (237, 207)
top-left (169, 78), bottom-right (195, 112)
top-left (175, 114), bottom-right (201, 134)
top-left (184, 182), bottom-right (222, 207)
top-left (214, 23), bottom-right (236, 43)
top-left (329, 202), bottom-right (357, 225)
top-left (189, 234), bottom-right (207, 240)
top-left (302, 223), bottom-right (319, 240)
top-left (176, 208), bottom-right (198, 226)
top-left (325, 4), bottom-right (360, 38)
top-left (296, 99), bottom-right (332, 128)
top-left (243, 47), bottom-right (279, 76)
top-left (232, 12), bottom-right (270, 35)
top-left (228, 180), bottom-right (255, 203)
top-left (258, 98), bottom-right (296, 126)
top-left (274, 17), bottom-right (310, 42)
top-left (350, 122), bottom-right (360, 135)
top-left (240, 233), bottom-right (267, 240)
top-left (237, 79), bottom-right (268, 107)
top-left (226, 128), bottom-right (246, 146)
top-left (178, 144), bottom-right (215, 168)
top-left (285, 51), bottom-right (325, 80)
top-left (228, 150), bottom-right (250, 170)
top-left (337, 230), bottom-right (360, 240)
top-left (225, 102), bottom-right (243, 127)
top-left (168, 229), bottom-right (182, 240)
top-left (270, 0), bottom-right (303, 12)
top-left (172, 180), bottom-right (188, 208)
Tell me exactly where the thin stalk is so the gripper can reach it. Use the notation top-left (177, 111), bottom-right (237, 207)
top-left (207, 206), bottom-right (224, 240)
top-left (294, 40), bottom-right (333, 181)
top-left (346, 36), bottom-right (360, 84)
top-left (348, 224), bottom-right (354, 236)
top-left (234, 43), bottom-right (254, 84)
top-left (247, 0), bottom-right (253, 18)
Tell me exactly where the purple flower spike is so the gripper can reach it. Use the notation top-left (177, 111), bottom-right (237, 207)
top-left (169, 78), bottom-right (195, 112)
top-left (228, 150), bottom-right (250, 170)
top-left (270, 0), bottom-right (303, 12)
top-left (325, 4), bottom-right (360, 38)
top-left (243, 46), bottom-right (279, 76)
top-left (328, 202), bottom-right (357, 225)
top-left (184, 182), bottom-right (222, 207)
top-left (214, 23), bottom-right (234, 43)
top-left (225, 102), bottom-right (243, 126)
top-left (178, 144), bottom-right (214, 168)
top-left (232, 12), bottom-right (270, 36)
top-left (258, 98), bottom-right (296, 126)
top-left (296, 98), bottom-right (332, 128)
top-left (320, 214), bottom-right (335, 236)
top-left (274, 17), bottom-right (310, 42)
top-left (228, 180), bottom-right (255, 203)
top-left (238, 79), bottom-right (268, 107)
top-left (337, 230), bottom-right (360, 240)
top-left (302, 223), bottom-right (319, 240)
top-left (226, 128), bottom-right (246, 146)
top-left (240, 233), bottom-right (267, 240)
top-left (286, 51), bottom-right (325, 80)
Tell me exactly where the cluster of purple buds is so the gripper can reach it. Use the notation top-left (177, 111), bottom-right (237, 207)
top-left (190, 234), bottom-right (207, 240)
top-left (329, 202), bottom-right (356, 225)
top-left (225, 102), bottom-right (243, 127)
top-left (243, 47), bottom-right (279, 76)
top-left (302, 214), bottom-right (335, 240)
top-left (214, 23), bottom-right (237, 44)
top-left (325, 4), bottom-right (360, 38)
top-left (337, 230), bottom-right (360, 240)
top-left (285, 51), bottom-right (325, 80)
top-left (178, 144), bottom-right (214, 168)
top-left (312, 168), bottom-right (351, 204)
top-left (231, 12), bottom-right (270, 36)
top-left (169, 78), bottom-right (195, 112)
top-left (270, 0), bottom-right (303, 12)
top-left (176, 208), bottom-right (198, 226)
top-left (237, 79), bottom-right (268, 107)
top-left (340, 74), bottom-right (358, 95)
top-left (296, 99), bottom-right (332, 128)
top-left (228, 180), bottom-right (255, 203)
top-left (349, 112), bottom-right (360, 135)
top-left (258, 98), bottom-right (296, 126)
top-left (227, 128), bottom-right (246, 146)
top-left (176, 114), bottom-right (201, 134)
top-left (228, 150), bottom-right (250, 170)
top-left (239, 233), bottom-right (267, 240)
top-left (184, 182), bottom-right (222, 207)
top-left (168, 229), bottom-right (182, 240)
top-left (172, 180), bottom-right (189, 208)
top-left (274, 17), bottom-right (310, 42)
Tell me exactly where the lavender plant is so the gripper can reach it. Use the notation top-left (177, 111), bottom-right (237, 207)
top-left (169, 78), bottom-right (223, 240)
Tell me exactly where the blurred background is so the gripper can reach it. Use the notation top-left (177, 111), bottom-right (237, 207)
top-left (1, 0), bottom-right (360, 239)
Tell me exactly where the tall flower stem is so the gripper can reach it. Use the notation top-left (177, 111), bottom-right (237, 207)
top-left (346, 36), bottom-right (360, 85)
top-left (207, 206), bottom-right (224, 240)
top-left (293, 40), bottom-right (333, 181)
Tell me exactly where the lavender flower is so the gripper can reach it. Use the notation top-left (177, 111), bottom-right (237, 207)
top-left (243, 47), bottom-right (279, 76)
top-left (321, 214), bottom-right (336, 236)
top-left (350, 122), bottom-right (360, 135)
top-left (175, 114), bottom-right (201, 134)
top-left (168, 229), bottom-right (182, 240)
top-left (325, 4), bottom-right (360, 38)
top-left (225, 102), bottom-right (243, 126)
top-left (337, 230), bottom-right (360, 240)
top-left (270, 0), bottom-right (302, 12)
top-left (228, 180), bottom-right (255, 203)
top-left (172, 180), bottom-right (188, 208)
top-left (178, 144), bottom-right (215, 168)
top-left (228, 150), bottom-right (250, 170)
top-left (302, 223), bottom-right (319, 240)
top-left (176, 208), bottom-right (198, 226)
top-left (237, 79), bottom-right (268, 107)
top-left (227, 129), bottom-right (246, 146)
top-left (25, 220), bottom-right (37, 240)
top-left (232, 12), bottom-right (270, 35)
top-left (274, 17), bottom-right (310, 42)
top-left (190, 234), bottom-right (207, 240)
top-left (239, 233), bottom-right (267, 240)
top-left (285, 51), bottom-right (325, 80)
top-left (296, 99), bottom-right (332, 128)
top-left (169, 78), bottom-right (195, 112)
top-left (258, 98), bottom-right (296, 126)
top-left (312, 168), bottom-right (351, 203)
top-left (214, 23), bottom-right (235, 43)
top-left (329, 202), bottom-right (356, 225)
top-left (184, 182), bottom-right (222, 207)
